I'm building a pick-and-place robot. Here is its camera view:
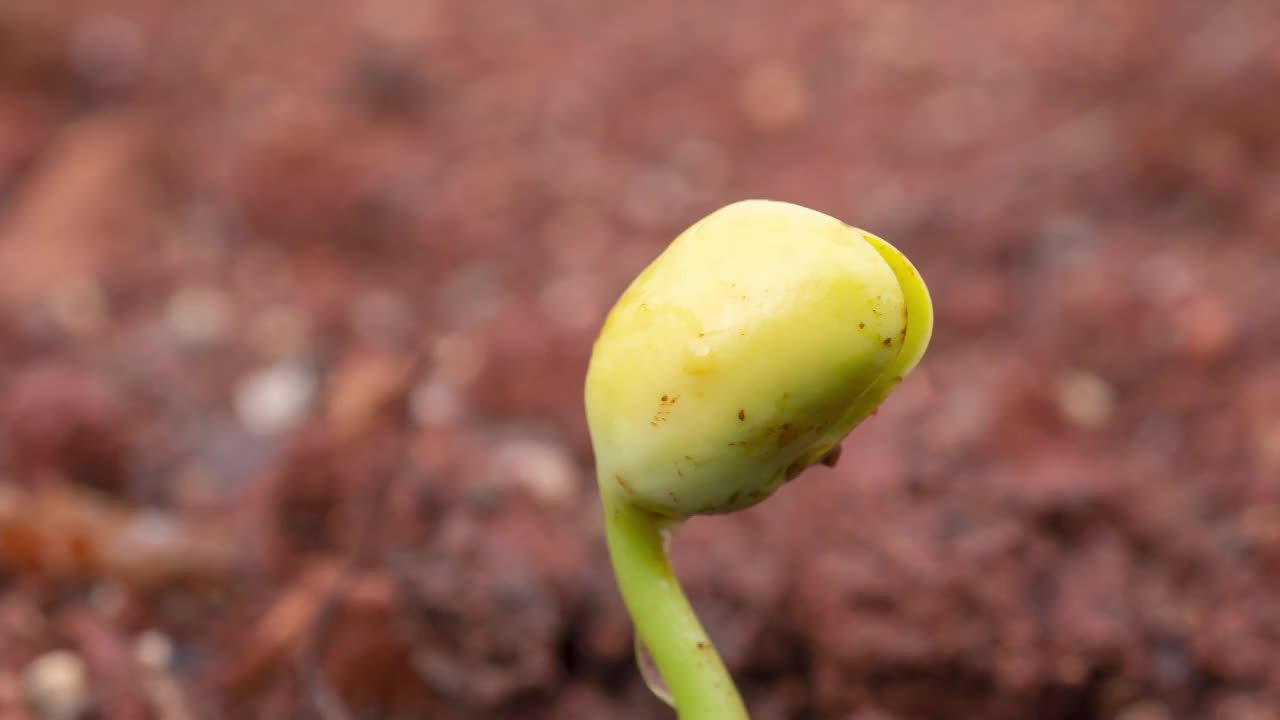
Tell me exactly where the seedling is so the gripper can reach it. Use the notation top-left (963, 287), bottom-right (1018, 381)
top-left (585, 200), bottom-right (933, 718)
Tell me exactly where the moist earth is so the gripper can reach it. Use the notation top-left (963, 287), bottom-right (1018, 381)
top-left (1, 2), bottom-right (1278, 718)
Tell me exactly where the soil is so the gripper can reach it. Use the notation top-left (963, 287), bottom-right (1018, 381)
top-left (1, 1), bottom-right (1279, 718)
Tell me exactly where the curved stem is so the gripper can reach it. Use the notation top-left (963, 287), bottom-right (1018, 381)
top-left (601, 484), bottom-right (749, 720)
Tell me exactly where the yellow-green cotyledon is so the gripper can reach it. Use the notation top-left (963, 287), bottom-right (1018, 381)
top-left (585, 199), bottom-right (933, 720)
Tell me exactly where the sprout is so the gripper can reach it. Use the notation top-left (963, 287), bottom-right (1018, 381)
top-left (585, 200), bottom-right (933, 719)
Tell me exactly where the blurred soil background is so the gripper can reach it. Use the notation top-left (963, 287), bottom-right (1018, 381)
top-left (1, 1), bottom-right (1279, 718)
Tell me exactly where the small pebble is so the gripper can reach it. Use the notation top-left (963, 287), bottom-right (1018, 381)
top-left (234, 361), bottom-right (316, 434)
top-left (409, 377), bottom-right (465, 428)
top-left (70, 14), bottom-right (145, 93)
top-left (1055, 371), bottom-right (1114, 429)
top-left (166, 285), bottom-right (229, 345)
top-left (739, 62), bottom-right (810, 130)
top-left (327, 352), bottom-right (411, 436)
top-left (1115, 699), bottom-right (1172, 720)
top-left (492, 439), bottom-right (578, 510)
top-left (23, 651), bottom-right (89, 720)
top-left (46, 276), bottom-right (108, 337)
top-left (134, 630), bottom-right (174, 670)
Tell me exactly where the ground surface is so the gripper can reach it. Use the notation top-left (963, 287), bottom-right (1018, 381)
top-left (1, 1), bottom-right (1279, 718)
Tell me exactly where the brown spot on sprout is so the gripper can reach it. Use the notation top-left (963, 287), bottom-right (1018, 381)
top-left (820, 444), bottom-right (842, 467)
top-left (777, 423), bottom-right (800, 448)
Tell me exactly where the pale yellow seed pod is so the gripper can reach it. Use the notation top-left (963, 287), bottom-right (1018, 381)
top-left (586, 199), bottom-right (933, 519)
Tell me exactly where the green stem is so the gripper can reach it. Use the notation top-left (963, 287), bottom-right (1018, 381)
top-left (601, 484), bottom-right (750, 720)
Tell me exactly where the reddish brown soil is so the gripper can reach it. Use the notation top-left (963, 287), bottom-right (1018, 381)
top-left (2, 2), bottom-right (1279, 718)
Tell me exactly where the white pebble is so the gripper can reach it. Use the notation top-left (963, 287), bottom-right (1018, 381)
top-left (134, 630), bottom-right (174, 671)
top-left (493, 439), bottom-right (578, 509)
top-left (24, 651), bottom-right (89, 720)
top-left (234, 361), bottom-right (316, 434)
